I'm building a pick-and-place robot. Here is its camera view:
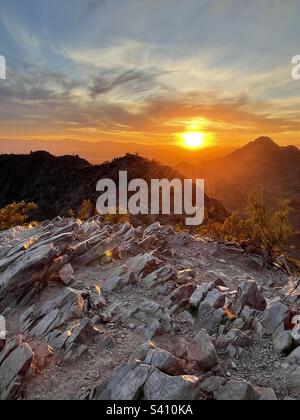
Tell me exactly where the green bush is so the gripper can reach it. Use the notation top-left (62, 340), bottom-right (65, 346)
top-left (0, 201), bottom-right (37, 230)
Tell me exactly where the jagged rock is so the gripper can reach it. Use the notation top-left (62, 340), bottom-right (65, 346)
top-left (144, 318), bottom-right (162, 339)
top-left (20, 287), bottom-right (86, 338)
top-left (58, 264), bottom-right (74, 285)
top-left (126, 253), bottom-right (158, 279)
top-left (179, 311), bottom-right (195, 326)
top-left (195, 302), bottom-right (224, 333)
top-left (0, 337), bottom-right (33, 400)
top-left (254, 386), bottom-right (278, 400)
top-left (216, 380), bottom-right (257, 400)
top-left (273, 330), bottom-right (293, 354)
top-left (165, 283), bottom-right (197, 308)
top-left (133, 300), bottom-right (161, 321)
top-left (144, 348), bottom-right (185, 375)
top-left (290, 367), bottom-right (300, 397)
top-left (88, 285), bottom-right (107, 310)
top-left (232, 280), bottom-right (266, 315)
top-left (226, 329), bottom-right (253, 348)
top-left (177, 269), bottom-right (195, 284)
top-left (189, 282), bottom-right (214, 308)
top-left (0, 243), bottom-right (58, 311)
top-left (142, 264), bottom-right (176, 288)
top-left (292, 324), bottom-right (300, 346)
top-left (64, 318), bottom-right (99, 348)
top-left (286, 347), bottom-right (300, 365)
top-left (102, 267), bottom-right (124, 292)
top-left (143, 370), bottom-right (199, 400)
top-left (280, 276), bottom-right (300, 303)
top-left (199, 376), bottom-right (226, 395)
top-left (261, 302), bottom-right (289, 336)
top-left (203, 289), bottom-right (226, 309)
top-left (160, 314), bottom-right (173, 333)
top-left (129, 341), bottom-right (156, 362)
top-left (94, 362), bottom-right (152, 400)
top-left (144, 222), bottom-right (162, 236)
top-left (187, 329), bottom-right (218, 371)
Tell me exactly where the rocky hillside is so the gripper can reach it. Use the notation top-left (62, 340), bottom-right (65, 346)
top-left (0, 151), bottom-right (226, 223)
top-left (175, 137), bottom-right (300, 222)
top-left (0, 217), bottom-right (299, 400)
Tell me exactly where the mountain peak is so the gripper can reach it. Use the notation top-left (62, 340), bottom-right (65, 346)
top-left (251, 136), bottom-right (278, 148)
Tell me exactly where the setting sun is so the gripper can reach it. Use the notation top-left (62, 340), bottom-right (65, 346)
top-left (182, 132), bottom-right (205, 149)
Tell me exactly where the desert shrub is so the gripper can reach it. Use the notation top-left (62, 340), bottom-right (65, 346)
top-left (78, 199), bottom-right (93, 221)
top-left (67, 208), bottom-right (75, 218)
top-left (104, 209), bottom-right (130, 224)
top-left (204, 191), bottom-right (294, 254)
top-left (245, 191), bottom-right (294, 252)
top-left (0, 201), bottom-right (37, 230)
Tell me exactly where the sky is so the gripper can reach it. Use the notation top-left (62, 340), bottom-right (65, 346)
top-left (0, 0), bottom-right (300, 150)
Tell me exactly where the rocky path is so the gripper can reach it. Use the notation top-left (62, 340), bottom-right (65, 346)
top-left (0, 217), bottom-right (299, 400)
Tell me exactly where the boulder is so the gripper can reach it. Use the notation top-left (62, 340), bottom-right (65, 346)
top-left (290, 366), bottom-right (300, 397)
top-left (285, 347), bottom-right (300, 365)
top-left (144, 318), bottom-right (162, 339)
top-left (20, 287), bottom-right (86, 338)
top-left (143, 370), bottom-right (199, 400)
top-left (58, 264), bottom-right (74, 285)
top-left (187, 330), bottom-right (218, 371)
top-left (203, 289), bottom-right (226, 309)
top-left (216, 380), bottom-right (257, 400)
top-left (0, 243), bottom-right (58, 311)
top-left (88, 285), bottom-right (107, 310)
top-left (143, 264), bottom-right (176, 288)
top-left (261, 302), bottom-right (289, 336)
top-left (129, 341), bottom-right (156, 362)
top-left (254, 387), bottom-right (278, 400)
top-left (144, 348), bottom-right (185, 375)
top-left (195, 302), bottom-right (224, 333)
top-left (0, 338), bottom-right (33, 400)
top-left (291, 324), bottom-right (300, 346)
top-left (199, 376), bottom-right (226, 395)
top-left (165, 283), bottom-right (197, 308)
top-left (94, 362), bottom-right (152, 400)
top-left (189, 282), bottom-right (214, 308)
top-left (232, 280), bottom-right (266, 315)
top-left (273, 330), bottom-right (293, 354)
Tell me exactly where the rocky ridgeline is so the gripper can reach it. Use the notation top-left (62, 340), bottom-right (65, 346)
top-left (0, 217), bottom-right (299, 400)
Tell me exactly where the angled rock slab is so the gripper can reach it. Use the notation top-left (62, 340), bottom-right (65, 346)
top-left (260, 301), bottom-right (289, 336)
top-left (187, 329), bottom-right (218, 371)
top-left (195, 302), bottom-right (224, 333)
top-left (0, 339), bottom-right (33, 400)
top-left (216, 380), bottom-right (257, 401)
top-left (94, 362), bottom-right (153, 400)
top-left (144, 348), bottom-right (185, 376)
top-left (189, 282), bottom-right (214, 308)
top-left (232, 280), bottom-right (266, 315)
top-left (143, 370), bottom-right (199, 400)
top-left (285, 347), bottom-right (300, 365)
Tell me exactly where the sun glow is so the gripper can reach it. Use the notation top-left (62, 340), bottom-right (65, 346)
top-left (182, 132), bottom-right (205, 149)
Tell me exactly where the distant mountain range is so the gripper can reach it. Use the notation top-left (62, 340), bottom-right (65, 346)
top-left (175, 136), bottom-right (300, 256)
top-left (0, 151), bottom-right (227, 223)
top-left (0, 138), bottom-right (233, 166)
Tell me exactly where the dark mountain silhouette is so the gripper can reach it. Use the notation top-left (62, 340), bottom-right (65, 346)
top-left (175, 137), bottom-right (300, 217)
top-left (0, 151), bottom-right (227, 223)
top-left (0, 138), bottom-right (233, 166)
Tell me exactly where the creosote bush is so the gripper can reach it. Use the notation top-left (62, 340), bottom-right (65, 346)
top-left (0, 201), bottom-right (37, 230)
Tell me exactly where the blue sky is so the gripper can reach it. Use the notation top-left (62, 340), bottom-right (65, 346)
top-left (0, 0), bottom-right (300, 146)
